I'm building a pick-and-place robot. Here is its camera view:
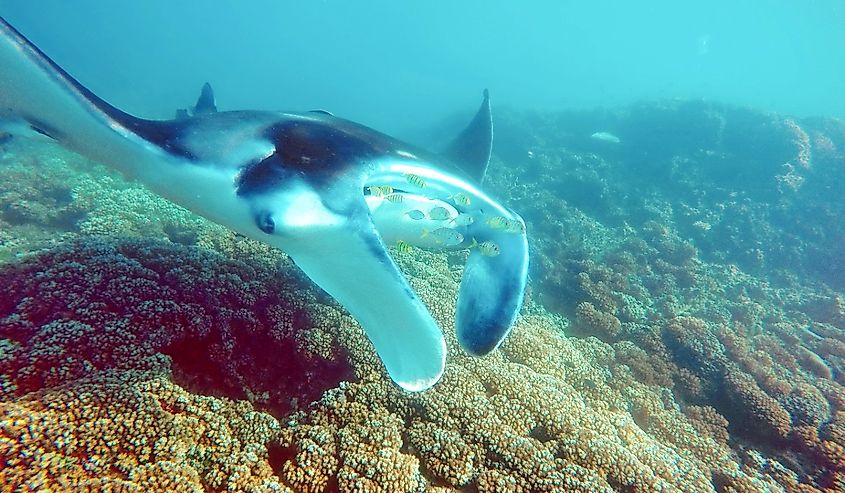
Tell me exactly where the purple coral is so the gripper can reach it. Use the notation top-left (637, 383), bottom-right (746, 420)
top-left (0, 237), bottom-right (354, 415)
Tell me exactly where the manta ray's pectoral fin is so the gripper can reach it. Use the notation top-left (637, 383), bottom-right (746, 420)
top-left (443, 89), bottom-right (493, 184)
top-left (0, 17), bottom-right (189, 171)
top-left (456, 224), bottom-right (529, 355)
top-left (279, 208), bottom-right (446, 392)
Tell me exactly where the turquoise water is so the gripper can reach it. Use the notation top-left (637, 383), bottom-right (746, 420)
top-left (2, 1), bottom-right (844, 133)
top-left (1, 3), bottom-right (844, 492)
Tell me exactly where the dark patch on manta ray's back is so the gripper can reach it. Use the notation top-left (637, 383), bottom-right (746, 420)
top-left (237, 118), bottom-right (398, 195)
top-left (274, 119), bottom-right (373, 176)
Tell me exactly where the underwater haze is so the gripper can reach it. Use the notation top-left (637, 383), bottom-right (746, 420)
top-left (2, 2), bottom-right (845, 492)
top-left (1, 0), bottom-right (844, 134)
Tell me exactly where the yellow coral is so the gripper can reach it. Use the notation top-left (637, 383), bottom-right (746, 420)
top-left (3, 136), bottom-right (838, 492)
top-left (0, 374), bottom-right (288, 492)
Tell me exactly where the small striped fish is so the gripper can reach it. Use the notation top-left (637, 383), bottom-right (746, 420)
top-left (404, 173), bottom-right (427, 189)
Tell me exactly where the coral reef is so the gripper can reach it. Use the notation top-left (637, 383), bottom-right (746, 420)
top-left (0, 229), bottom-right (821, 492)
top-left (0, 237), bottom-right (354, 411)
top-left (0, 232), bottom-right (755, 492)
top-left (485, 102), bottom-right (845, 491)
top-left (493, 101), bottom-right (845, 288)
top-left (0, 138), bottom-right (227, 264)
top-left (1, 373), bottom-right (287, 492)
top-left (2, 101), bottom-right (845, 492)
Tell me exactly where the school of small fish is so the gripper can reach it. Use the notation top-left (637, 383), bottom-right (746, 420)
top-left (471, 239), bottom-right (500, 257)
top-left (395, 239), bottom-right (414, 254)
top-left (428, 206), bottom-right (452, 220)
top-left (485, 215), bottom-right (525, 234)
top-left (449, 214), bottom-right (474, 227)
top-left (450, 192), bottom-right (472, 206)
top-left (385, 193), bottom-right (404, 204)
top-left (367, 181), bottom-right (509, 257)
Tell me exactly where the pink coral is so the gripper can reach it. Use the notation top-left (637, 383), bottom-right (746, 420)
top-left (0, 238), bottom-right (354, 414)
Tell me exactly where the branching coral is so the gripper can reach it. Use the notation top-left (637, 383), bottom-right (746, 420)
top-left (3, 102), bottom-right (845, 492)
top-left (0, 237), bottom-right (354, 412)
top-left (2, 237), bottom-right (768, 492)
top-left (1, 373), bottom-right (289, 492)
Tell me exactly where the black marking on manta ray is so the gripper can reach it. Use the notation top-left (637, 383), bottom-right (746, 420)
top-left (125, 119), bottom-right (200, 160)
top-left (236, 153), bottom-right (289, 197)
top-left (260, 116), bottom-right (474, 188)
top-left (237, 118), bottom-right (389, 197)
top-left (460, 273), bottom-right (518, 354)
top-left (268, 119), bottom-right (389, 182)
top-left (27, 119), bottom-right (59, 140)
top-left (273, 120), bottom-right (371, 179)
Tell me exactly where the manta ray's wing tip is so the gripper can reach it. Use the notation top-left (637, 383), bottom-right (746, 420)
top-left (397, 378), bottom-right (438, 393)
top-left (379, 308), bottom-right (447, 392)
top-left (456, 231), bottom-right (529, 356)
top-left (280, 213), bottom-right (448, 392)
top-left (393, 336), bottom-right (446, 392)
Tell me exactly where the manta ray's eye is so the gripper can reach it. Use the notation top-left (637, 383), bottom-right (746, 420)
top-left (255, 211), bottom-right (275, 234)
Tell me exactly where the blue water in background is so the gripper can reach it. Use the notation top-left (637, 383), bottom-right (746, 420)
top-left (2, 3), bottom-right (845, 490)
top-left (1, 0), bottom-right (843, 136)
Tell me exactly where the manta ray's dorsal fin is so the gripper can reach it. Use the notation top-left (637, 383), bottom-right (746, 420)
top-left (193, 82), bottom-right (217, 115)
top-left (443, 89), bottom-right (493, 184)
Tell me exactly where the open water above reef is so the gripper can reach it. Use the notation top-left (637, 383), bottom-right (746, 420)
top-left (1, 100), bottom-right (844, 492)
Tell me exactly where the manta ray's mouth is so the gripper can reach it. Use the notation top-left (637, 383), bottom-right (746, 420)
top-left (365, 189), bottom-right (469, 251)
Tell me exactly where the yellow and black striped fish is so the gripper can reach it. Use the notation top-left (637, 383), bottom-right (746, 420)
top-left (367, 185), bottom-right (394, 197)
top-left (451, 192), bottom-right (471, 206)
top-left (404, 173), bottom-right (427, 189)
top-left (385, 193), bottom-right (404, 204)
top-left (395, 240), bottom-right (414, 254)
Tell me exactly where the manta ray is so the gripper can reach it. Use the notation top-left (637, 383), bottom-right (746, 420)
top-left (0, 17), bottom-right (528, 392)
